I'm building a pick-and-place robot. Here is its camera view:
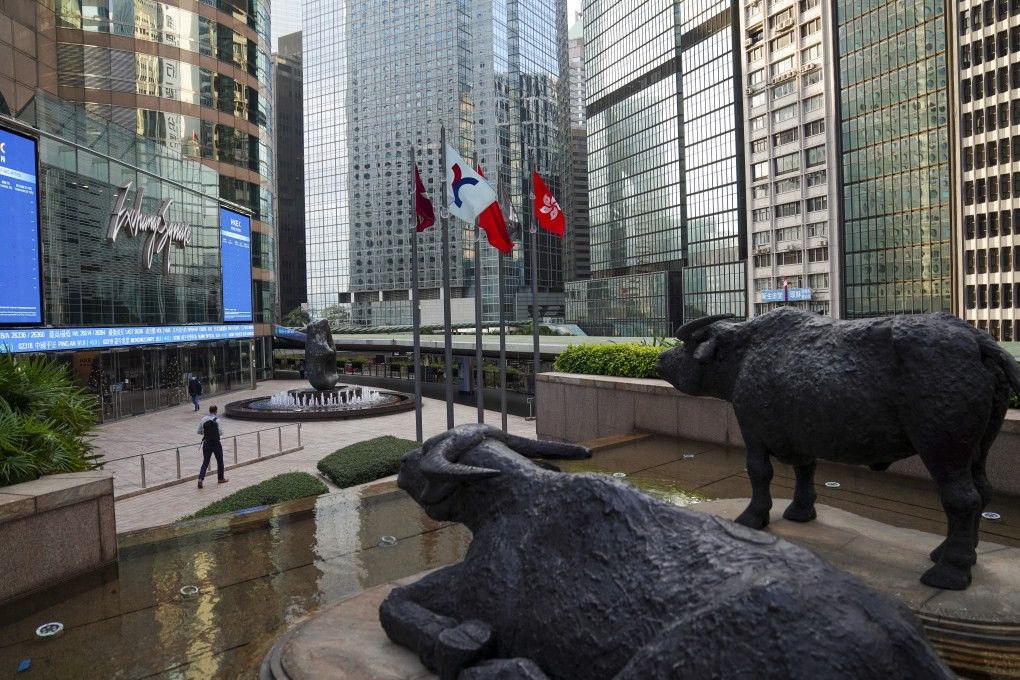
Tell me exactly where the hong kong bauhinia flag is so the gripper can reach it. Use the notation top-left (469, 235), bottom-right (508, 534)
top-left (476, 164), bottom-right (514, 254)
top-left (532, 170), bottom-right (565, 239)
top-left (413, 160), bottom-right (435, 232)
top-left (446, 144), bottom-right (497, 223)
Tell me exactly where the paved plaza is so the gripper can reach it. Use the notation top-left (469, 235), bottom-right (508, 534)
top-left (102, 379), bottom-right (536, 533)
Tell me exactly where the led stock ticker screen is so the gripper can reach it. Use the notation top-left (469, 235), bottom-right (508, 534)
top-left (0, 127), bottom-right (42, 325)
top-left (220, 207), bottom-right (253, 323)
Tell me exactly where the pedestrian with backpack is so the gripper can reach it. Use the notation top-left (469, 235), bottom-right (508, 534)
top-left (196, 405), bottom-right (227, 488)
top-left (188, 374), bottom-right (203, 411)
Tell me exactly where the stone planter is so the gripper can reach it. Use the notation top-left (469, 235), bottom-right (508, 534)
top-left (0, 471), bottom-right (117, 604)
top-left (536, 372), bottom-right (1020, 496)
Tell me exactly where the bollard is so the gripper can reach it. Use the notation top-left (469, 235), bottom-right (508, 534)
top-left (297, 422), bottom-right (302, 447)
top-left (233, 437), bottom-right (238, 464)
top-left (141, 455), bottom-right (146, 489)
top-left (257, 431), bottom-right (262, 458)
top-left (176, 448), bottom-right (181, 480)
top-left (278, 426), bottom-right (283, 452)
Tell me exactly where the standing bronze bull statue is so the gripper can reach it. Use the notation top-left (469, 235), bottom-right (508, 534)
top-left (655, 307), bottom-right (1020, 590)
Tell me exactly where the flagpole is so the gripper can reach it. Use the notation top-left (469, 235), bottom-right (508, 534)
top-left (529, 162), bottom-right (540, 408)
top-left (440, 126), bottom-right (455, 429)
top-left (473, 152), bottom-right (484, 424)
top-left (499, 250), bottom-right (508, 432)
top-left (409, 146), bottom-right (423, 442)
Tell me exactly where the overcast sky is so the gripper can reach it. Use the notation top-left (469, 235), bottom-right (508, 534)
top-left (568, 0), bottom-right (582, 20)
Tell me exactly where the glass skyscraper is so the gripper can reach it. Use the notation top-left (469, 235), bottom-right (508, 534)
top-left (837, 0), bottom-right (951, 317)
top-left (303, 0), bottom-right (566, 327)
top-left (568, 0), bottom-right (744, 336)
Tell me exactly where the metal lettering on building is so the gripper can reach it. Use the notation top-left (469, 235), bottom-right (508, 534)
top-left (107, 181), bottom-right (193, 274)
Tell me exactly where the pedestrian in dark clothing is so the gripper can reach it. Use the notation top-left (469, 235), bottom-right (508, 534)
top-left (197, 405), bottom-right (227, 488)
top-left (298, 360), bottom-right (306, 379)
top-left (188, 375), bottom-right (203, 411)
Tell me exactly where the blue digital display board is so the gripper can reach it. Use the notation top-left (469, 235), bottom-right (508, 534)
top-left (0, 324), bottom-right (254, 353)
top-left (761, 288), bottom-right (813, 302)
top-left (0, 127), bottom-right (42, 324)
top-left (220, 207), bottom-right (253, 322)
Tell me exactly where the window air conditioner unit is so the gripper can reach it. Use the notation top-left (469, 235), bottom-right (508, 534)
top-left (801, 63), bottom-right (819, 72)
top-left (819, 239), bottom-right (828, 246)
top-left (745, 38), bottom-right (755, 46)
top-left (746, 87), bottom-right (756, 95)
top-left (776, 19), bottom-right (794, 31)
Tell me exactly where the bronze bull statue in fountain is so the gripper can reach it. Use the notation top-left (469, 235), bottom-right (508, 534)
top-left (379, 424), bottom-right (953, 679)
top-left (655, 307), bottom-right (1020, 590)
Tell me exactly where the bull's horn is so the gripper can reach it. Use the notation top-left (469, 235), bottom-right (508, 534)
top-left (675, 314), bottom-right (734, 341)
top-left (419, 434), bottom-right (501, 482)
top-left (419, 453), bottom-right (500, 482)
top-left (503, 434), bottom-right (592, 460)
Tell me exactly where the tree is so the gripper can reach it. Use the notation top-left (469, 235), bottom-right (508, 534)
top-left (0, 353), bottom-right (102, 487)
top-left (283, 305), bottom-right (312, 328)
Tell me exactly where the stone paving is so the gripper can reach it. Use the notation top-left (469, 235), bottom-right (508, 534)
top-left (104, 379), bottom-right (536, 533)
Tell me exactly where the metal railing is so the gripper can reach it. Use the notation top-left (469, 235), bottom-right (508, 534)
top-left (106, 423), bottom-right (303, 497)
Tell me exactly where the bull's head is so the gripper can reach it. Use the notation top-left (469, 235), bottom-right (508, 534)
top-left (398, 424), bottom-right (592, 523)
top-left (655, 314), bottom-right (738, 399)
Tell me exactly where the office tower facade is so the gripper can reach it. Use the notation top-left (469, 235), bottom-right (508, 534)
top-left (838, 0), bottom-right (951, 319)
top-left (568, 0), bottom-right (744, 336)
top-left (275, 31), bottom-right (307, 317)
top-left (37, 0), bottom-right (279, 350)
top-left (740, 0), bottom-right (839, 317)
top-left (560, 13), bottom-right (591, 283)
top-left (303, 0), bottom-right (565, 327)
top-left (958, 0), bottom-right (1020, 339)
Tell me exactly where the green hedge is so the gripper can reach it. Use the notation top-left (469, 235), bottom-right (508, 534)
top-left (317, 436), bottom-right (420, 488)
top-left (179, 472), bottom-right (327, 521)
top-left (553, 343), bottom-right (666, 379)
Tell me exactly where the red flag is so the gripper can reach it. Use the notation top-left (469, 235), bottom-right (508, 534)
top-left (476, 164), bottom-right (514, 254)
top-left (532, 170), bottom-right (564, 239)
top-left (414, 162), bottom-right (435, 232)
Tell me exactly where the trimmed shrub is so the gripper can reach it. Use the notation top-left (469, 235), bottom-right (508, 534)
top-left (553, 343), bottom-right (666, 379)
top-left (317, 435), bottom-right (420, 488)
top-left (179, 471), bottom-right (327, 521)
top-left (0, 353), bottom-right (102, 487)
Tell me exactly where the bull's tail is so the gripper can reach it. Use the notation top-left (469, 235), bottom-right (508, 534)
top-left (978, 333), bottom-right (1020, 397)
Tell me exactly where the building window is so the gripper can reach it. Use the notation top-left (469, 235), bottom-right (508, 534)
top-left (802, 94), bottom-right (823, 114)
top-left (802, 69), bottom-right (823, 87)
top-left (751, 138), bottom-right (768, 153)
top-left (801, 18), bottom-right (820, 38)
top-left (777, 225), bottom-right (802, 240)
top-left (776, 202), bottom-right (801, 218)
top-left (805, 144), bottom-right (826, 167)
top-left (801, 43), bottom-right (822, 62)
top-left (807, 247), bottom-right (829, 262)
top-left (773, 128), bottom-right (799, 146)
top-left (775, 177), bottom-right (801, 194)
top-left (805, 169), bottom-right (826, 187)
top-left (808, 272), bottom-right (829, 288)
top-left (774, 151), bottom-right (800, 175)
top-left (751, 115), bottom-right (767, 130)
top-left (748, 68), bottom-right (766, 86)
top-left (753, 207), bottom-right (772, 222)
top-left (806, 195), bottom-right (828, 212)
top-left (773, 80), bottom-right (797, 100)
top-left (806, 220), bottom-right (827, 236)
top-left (754, 253), bottom-right (773, 268)
top-left (772, 103), bottom-right (798, 123)
top-left (748, 45), bottom-right (765, 62)
top-left (804, 119), bottom-right (825, 137)
top-left (776, 250), bottom-right (804, 265)
top-left (752, 231), bottom-right (772, 245)
top-left (771, 32), bottom-right (796, 52)
top-left (752, 160), bottom-right (770, 180)
top-left (752, 183), bottom-right (770, 198)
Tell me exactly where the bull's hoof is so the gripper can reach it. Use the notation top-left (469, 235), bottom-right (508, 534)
top-left (782, 503), bottom-right (817, 523)
top-left (920, 563), bottom-right (972, 591)
top-left (435, 619), bottom-right (494, 680)
top-left (734, 508), bottom-right (770, 529)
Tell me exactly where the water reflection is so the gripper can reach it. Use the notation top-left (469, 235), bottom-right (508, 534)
top-left (0, 485), bottom-right (470, 679)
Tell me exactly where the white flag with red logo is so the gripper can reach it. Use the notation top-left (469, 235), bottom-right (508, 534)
top-left (446, 144), bottom-right (496, 223)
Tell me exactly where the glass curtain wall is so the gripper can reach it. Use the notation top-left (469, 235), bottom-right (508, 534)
top-left (837, 0), bottom-right (951, 316)
top-left (677, 0), bottom-right (747, 320)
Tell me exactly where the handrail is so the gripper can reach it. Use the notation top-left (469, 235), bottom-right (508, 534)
top-left (105, 422), bottom-right (304, 495)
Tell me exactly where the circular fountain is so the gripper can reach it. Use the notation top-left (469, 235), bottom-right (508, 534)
top-left (225, 386), bottom-right (415, 421)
